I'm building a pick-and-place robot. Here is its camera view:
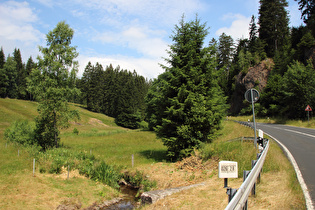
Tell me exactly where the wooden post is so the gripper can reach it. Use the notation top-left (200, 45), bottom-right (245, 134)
top-left (67, 165), bottom-right (70, 179)
top-left (33, 159), bottom-right (35, 177)
top-left (132, 154), bottom-right (134, 167)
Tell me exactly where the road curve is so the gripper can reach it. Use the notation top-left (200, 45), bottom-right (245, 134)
top-left (256, 123), bottom-right (315, 209)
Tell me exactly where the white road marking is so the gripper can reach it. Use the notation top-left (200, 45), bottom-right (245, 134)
top-left (261, 124), bottom-right (315, 138)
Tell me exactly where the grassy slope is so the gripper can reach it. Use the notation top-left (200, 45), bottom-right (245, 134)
top-left (0, 99), bottom-right (306, 209)
top-left (0, 99), bottom-right (166, 209)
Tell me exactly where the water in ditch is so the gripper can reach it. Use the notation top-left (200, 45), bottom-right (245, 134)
top-left (102, 184), bottom-right (139, 210)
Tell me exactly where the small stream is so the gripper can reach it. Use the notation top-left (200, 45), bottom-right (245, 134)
top-left (102, 184), bottom-right (139, 210)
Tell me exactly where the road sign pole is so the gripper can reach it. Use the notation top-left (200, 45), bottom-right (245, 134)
top-left (251, 89), bottom-right (257, 148)
top-left (308, 111), bottom-right (309, 123)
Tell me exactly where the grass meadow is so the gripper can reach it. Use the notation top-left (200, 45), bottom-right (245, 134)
top-left (0, 98), bottom-right (306, 209)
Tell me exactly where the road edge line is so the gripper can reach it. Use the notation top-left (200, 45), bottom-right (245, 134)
top-left (264, 131), bottom-right (314, 210)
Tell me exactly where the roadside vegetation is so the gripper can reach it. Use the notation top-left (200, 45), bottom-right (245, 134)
top-left (229, 115), bottom-right (315, 129)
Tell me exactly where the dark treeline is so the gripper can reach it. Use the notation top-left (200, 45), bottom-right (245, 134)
top-left (0, 47), bottom-right (150, 129)
top-left (0, 48), bottom-right (36, 100)
top-left (78, 62), bottom-right (151, 129)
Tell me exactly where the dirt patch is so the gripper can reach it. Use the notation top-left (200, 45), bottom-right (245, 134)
top-left (40, 166), bottom-right (87, 180)
top-left (88, 118), bottom-right (108, 127)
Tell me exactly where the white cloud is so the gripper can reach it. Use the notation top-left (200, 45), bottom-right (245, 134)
top-left (216, 14), bottom-right (251, 41)
top-left (0, 1), bottom-right (42, 43)
top-left (93, 26), bottom-right (169, 59)
top-left (0, 1), bottom-right (44, 60)
top-left (71, 0), bottom-right (205, 27)
top-left (35, 0), bottom-right (54, 7)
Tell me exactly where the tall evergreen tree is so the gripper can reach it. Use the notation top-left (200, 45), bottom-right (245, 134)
top-left (249, 15), bottom-right (258, 52)
top-left (13, 48), bottom-right (28, 99)
top-left (0, 48), bottom-right (7, 97)
top-left (146, 16), bottom-right (227, 160)
top-left (25, 56), bottom-right (36, 100)
top-left (218, 33), bottom-right (234, 78)
top-left (3, 56), bottom-right (18, 98)
top-left (295, 0), bottom-right (315, 35)
top-left (0, 47), bottom-right (5, 69)
top-left (258, 0), bottom-right (290, 57)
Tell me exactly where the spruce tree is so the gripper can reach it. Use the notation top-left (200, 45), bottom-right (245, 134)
top-left (13, 48), bottom-right (28, 99)
top-left (0, 48), bottom-right (7, 97)
top-left (218, 33), bottom-right (234, 78)
top-left (295, 0), bottom-right (315, 36)
top-left (258, 0), bottom-right (290, 57)
top-left (146, 16), bottom-right (227, 160)
top-left (25, 56), bottom-right (36, 100)
top-left (3, 56), bottom-right (18, 98)
top-left (0, 47), bottom-right (5, 69)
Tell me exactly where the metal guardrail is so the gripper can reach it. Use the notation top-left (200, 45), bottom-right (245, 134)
top-left (225, 139), bottom-right (269, 210)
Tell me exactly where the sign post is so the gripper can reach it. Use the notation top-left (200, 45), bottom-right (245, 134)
top-left (245, 89), bottom-right (260, 148)
top-left (219, 161), bottom-right (238, 202)
top-left (305, 105), bottom-right (312, 123)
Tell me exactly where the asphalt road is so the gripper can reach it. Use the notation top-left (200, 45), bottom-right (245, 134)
top-left (256, 123), bottom-right (315, 208)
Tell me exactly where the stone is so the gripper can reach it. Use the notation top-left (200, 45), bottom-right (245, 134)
top-left (141, 183), bottom-right (205, 205)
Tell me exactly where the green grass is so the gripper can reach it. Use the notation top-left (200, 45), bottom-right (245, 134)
top-left (0, 99), bottom-right (306, 209)
top-left (229, 115), bottom-right (315, 128)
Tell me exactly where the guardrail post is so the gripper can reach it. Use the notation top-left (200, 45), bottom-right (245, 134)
top-left (226, 187), bottom-right (238, 202)
top-left (251, 160), bottom-right (257, 168)
top-left (243, 200), bottom-right (248, 210)
top-left (256, 153), bottom-right (261, 159)
top-left (243, 170), bottom-right (250, 181)
top-left (252, 182), bottom-right (256, 197)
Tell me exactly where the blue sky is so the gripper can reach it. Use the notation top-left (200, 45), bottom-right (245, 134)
top-left (0, 0), bottom-right (303, 79)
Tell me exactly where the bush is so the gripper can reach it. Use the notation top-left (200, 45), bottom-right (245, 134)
top-left (4, 120), bottom-right (36, 146)
top-left (138, 121), bottom-right (149, 131)
top-left (115, 112), bottom-right (141, 129)
top-left (73, 128), bottom-right (79, 135)
top-left (123, 170), bottom-right (157, 193)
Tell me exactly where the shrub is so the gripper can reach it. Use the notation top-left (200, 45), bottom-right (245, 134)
top-left (4, 120), bottom-right (36, 146)
top-left (73, 128), bottom-right (79, 135)
top-left (115, 112), bottom-right (141, 129)
top-left (123, 170), bottom-right (157, 193)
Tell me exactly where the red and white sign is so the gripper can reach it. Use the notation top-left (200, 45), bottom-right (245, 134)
top-left (305, 105), bottom-right (312, 111)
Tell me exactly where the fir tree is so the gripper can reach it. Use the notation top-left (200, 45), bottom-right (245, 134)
top-left (295, 0), bottom-right (315, 36)
top-left (3, 56), bottom-right (18, 98)
top-left (258, 0), bottom-right (290, 57)
top-left (25, 56), bottom-right (36, 100)
top-left (0, 47), bottom-right (5, 69)
top-left (13, 48), bottom-right (28, 99)
top-left (146, 16), bottom-right (227, 160)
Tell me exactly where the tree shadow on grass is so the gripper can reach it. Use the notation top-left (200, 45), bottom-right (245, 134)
top-left (139, 149), bottom-right (169, 162)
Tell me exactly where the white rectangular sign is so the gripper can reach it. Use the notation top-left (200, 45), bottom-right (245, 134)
top-left (219, 161), bottom-right (238, 178)
top-left (258, 129), bottom-right (264, 138)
